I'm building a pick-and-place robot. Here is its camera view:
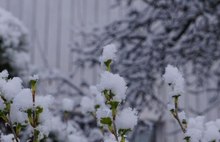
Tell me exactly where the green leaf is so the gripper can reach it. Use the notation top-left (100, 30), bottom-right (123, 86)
top-left (108, 101), bottom-right (119, 110)
top-left (120, 135), bottom-right (125, 142)
top-left (26, 108), bottom-right (34, 126)
top-left (184, 136), bottom-right (190, 142)
top-left (100, 117), bottom-right (112, 126)
top-left (35, 106), bottom-right (43, 125)
top-left (104, 59), bottom-right (112, 71)
top-left (108, 101), bottom-right (119, 118)
top-left (95, 104), bottom-right (100, 110)
top-left (15, 123), bottom-right (24, 136)
top-left (36, 106), bottom-right (43, 114)
top-left (0, 111), bottom-right (7, 122)
top-left (30, 80), bottom-right (37, 92)
top-left (118, 129), bottom-right (131, 136)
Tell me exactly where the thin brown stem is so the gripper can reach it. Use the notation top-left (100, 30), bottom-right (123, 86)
top-left (112, 120), bottom-right (119, 142)
top-left (7, 114), bottom-right (19, 142)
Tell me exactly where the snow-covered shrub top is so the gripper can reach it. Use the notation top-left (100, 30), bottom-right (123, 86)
top-left (164, 65), bottom-right (220, 142)
top-left (163, 64), bottom-right (184, 97)
top-left (0, 8), bottom-right (29, 77)
top-left (97, 71), bottom-right (127, 102)
top-left (81, 44), bottom-right (138, 142)
top-left (0, 70), bottom-right (53, 142)
top-left (0, 8), bottom-right (28, 49)
top-left (99, 44), bottom-right (117, 63)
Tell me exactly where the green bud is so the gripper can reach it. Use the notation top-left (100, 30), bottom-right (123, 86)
top-left (104, 59), bottom-right (112, 72)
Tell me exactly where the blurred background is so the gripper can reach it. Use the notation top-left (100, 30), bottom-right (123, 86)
top-left (1, 0), bottom-right (220, 142)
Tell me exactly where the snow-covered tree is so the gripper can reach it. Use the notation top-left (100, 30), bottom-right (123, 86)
top-left (0, 8), bottom-right (29, 77)
top-left (72, 0), bottom-right (220, 116)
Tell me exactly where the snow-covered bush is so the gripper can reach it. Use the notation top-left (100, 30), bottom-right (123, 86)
top-left (164, 65), bottom-right (220, 142)
top-left (80, 44), bottom-right (138, 142)
top-left (0, 71), bottom-right (53, 142)
top-left (0, 8), bottom-right (29, 77)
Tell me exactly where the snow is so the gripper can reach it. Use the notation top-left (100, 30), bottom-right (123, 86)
top-left (97, 71), bottom-right (127, 102)
top-left (29, 74), bottom-right (39, 81)
top-left (90, 86), bottom-right (105, 107)
top-left (99, 44), bottom-right (117, 63)
top-left (163, 64), bottom-right (184, 97)
top-left (94, 92), bottom-right (105, 107)
top-left (0, 8), bottom-right (28, 49)
top-left (90, 85), bottom-right (100, 95)
top-left (104, 134), bottom-right (129, 142)
top-left (61, 98), bottom-right (74, 111)
top-left (1, 77), bottom-right (23, 101)
top-left (80, 96), bottom-right (95, 113)
top-left (0, 134), bottom-right (16, 142)
top-left (203, 121), bottom-right (220, 142)
top-left (10, 89), bottom-right (32, 123)
top-left (115, 107), bottom-right (138, 130)
top-left (35, 95), bottom-right (54, 108)
top-left (0, 70), bottom-right (8, 78)
top-left (67, 133), bottom-right (88, 142)
top-left (185, 116), bottom-right (205, 142)
top-left (185, 118), bottom-right (220, 142)
top-left (96, 107), bottom-right (112, 120)
top-left (167, 102), bottom-right (174, 111)
top-left (0, 8), bottom-right (30, 78)
top-left (178, 111), bottom-right (186, 122)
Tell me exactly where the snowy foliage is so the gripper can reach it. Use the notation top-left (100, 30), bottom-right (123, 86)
top-left (80, 44), bottom-right (138, 142)
top-left (164, 65), bottom-right (220, 142)
top-left (0, 71), bottom-right (53, 142)
top-left (0, 8), bottom-right (30, 77)
top-left (97, 71), bottom-right (127, 102)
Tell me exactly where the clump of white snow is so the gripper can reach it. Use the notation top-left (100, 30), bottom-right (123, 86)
top-left (185, 116), bottom-right (205, 142)
top-left (61, 98), bottom-right (74, 111)
top-left (203, 121), bottom-right (220, 142)
top-left (97, 71), bottom-right (127, 102)
top-left (0, 70), bottom-right (8, 78)
top-left (10, 89), bottom-right (32, 123)
top-left (1, 77), bottom-right (23, 101)
top-left (99, 44), bottom-right (117, 63)
top-left (163, 64), bottom-right (184, 97)
top-left (0, 134), bottom-right (16, 142)
top-left (178, 111), bottom-right (186, 122)
top-left (29, 74), bottom-right (39, 81)
top-left (96, 107), bottom-right (112, 121)
top-left (115, 107), bottom-right (138, 130)
top-left (90, 86), bottom-right (105, 107)
top-left (80, 96), bottom-right (95, 113)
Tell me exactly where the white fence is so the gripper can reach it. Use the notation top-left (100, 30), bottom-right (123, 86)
top-left (0, 0), bottom-right (124, 73)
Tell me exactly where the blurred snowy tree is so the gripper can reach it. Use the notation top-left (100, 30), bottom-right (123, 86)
top-left (0, 8), bottom-right (29, 78)
top-left (72, 0), bottom-right (220, 116)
